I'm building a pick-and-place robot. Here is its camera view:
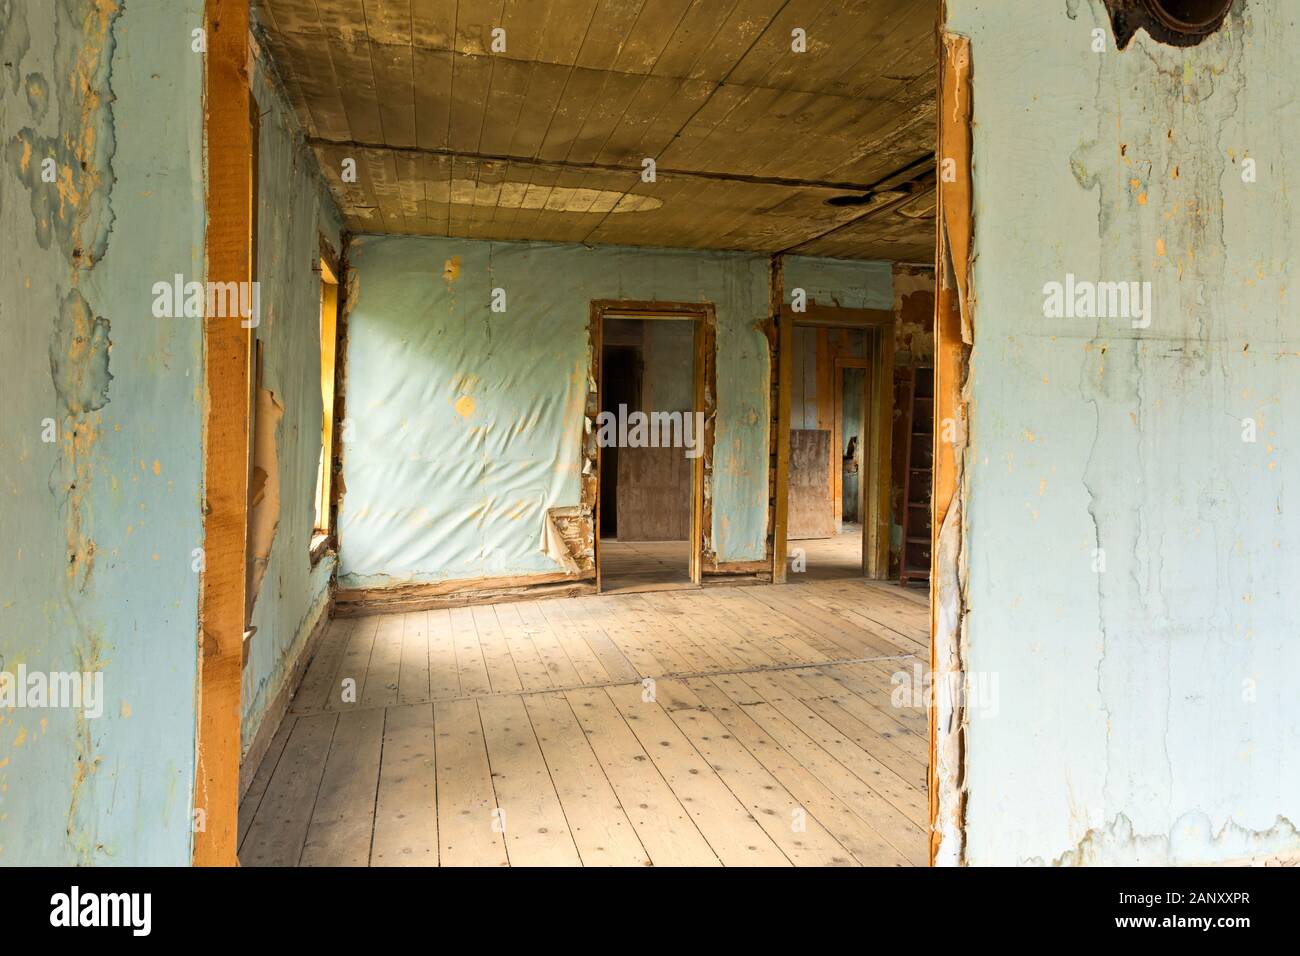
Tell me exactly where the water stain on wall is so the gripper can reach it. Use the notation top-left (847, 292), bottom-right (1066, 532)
top-left (50, 288), bottom-right (112, 415)
top-left (7, 0), bottom-right (127, 860)
top-left (0, 0), bottom-right (32, 94)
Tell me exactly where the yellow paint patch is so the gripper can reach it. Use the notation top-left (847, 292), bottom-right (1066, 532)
top-left (152, 459), bottom-right (161, 476)
top-left (1156, 238), bottom-right (1166, 256)
top-left (443, 256), bottom-right (461, 284)
top-left (454, 395), bottom-right (476, 418)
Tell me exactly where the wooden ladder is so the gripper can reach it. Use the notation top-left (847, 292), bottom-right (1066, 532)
top-left (899, 366), bottom-right (933, 588)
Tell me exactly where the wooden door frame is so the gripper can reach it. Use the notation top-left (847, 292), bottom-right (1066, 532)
top-left (195, 0), bottom-right (252, 867)
top-left (930, 31), bottom-right (974, 867)
top-left (773, 307), bottom-right (894, 581)
top-left (589, 301), bottom-right (716, 591)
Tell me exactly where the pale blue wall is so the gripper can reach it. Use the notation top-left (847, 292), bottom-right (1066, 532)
top-left (784, 255), bottom-right (893, 310)
top-left (948, 0), bottom-right (1300, 864)
top-left (240, 54), bottom-right (343, 752)
top-left (0, 1), bottom-right (205, 864)
top-left (336, 237), bottom-right (892, 587)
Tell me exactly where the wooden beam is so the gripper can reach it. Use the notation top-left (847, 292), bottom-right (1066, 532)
top-left (870, 325), bottom-right (896, 579)
top-left (305, 136), bottom-right (900, 194)
top-left (787, 303), bottom-right (896, 329)
top-left (319, 233), bottom-right (339, 279)
top-left (589, 302), bottom-right (604, 593)
top-left (930, 27), bottom-right (974, 867)
top-left (316, 276), bottom-right (339, 534)
top-left (691, 317), bottom-right (707, 584)
top-left (589, 299), bottom-right (709, 318)
top-left (195, 0), bottom-right (252, 868)
top-left (770, 255), bottom-right (791, 584)
top-left (326, 235), bottom-right (351, 555)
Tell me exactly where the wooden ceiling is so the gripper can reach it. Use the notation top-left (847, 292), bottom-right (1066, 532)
top-left (253, 0), bottom-right (938, 261)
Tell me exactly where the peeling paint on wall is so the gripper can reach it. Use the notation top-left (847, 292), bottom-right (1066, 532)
top-left (892, 266), bottom-right (935, 366)
top-left (50, 289), bottom-right (112, 415)
top-left (239, 42), bottom-right (343, 754)
top-left (947, 0), bottom-right (1300, 865)
top-left (246, 386), bottom-right (284, 610)
top-left (0, 1), bottom-right (206, 864)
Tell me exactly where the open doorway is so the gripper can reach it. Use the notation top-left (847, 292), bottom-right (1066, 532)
top-left (593, 304), bottom-right (711, 594)
top-left (164, 0), bottom-right (950, 872)
top-left (836, 361), bottom-right (869, 569)
top-left (781, 309), bottom-right (895, 583)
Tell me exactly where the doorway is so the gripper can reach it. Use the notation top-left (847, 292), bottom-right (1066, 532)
top-left (591, 302), bottom-right (714, 594)
top-left (778, 308), bottom-right (894, 583)
top-left (833, 360), bottom-right (869, 575)
top-left (785, 326), bottom-right (873, 580)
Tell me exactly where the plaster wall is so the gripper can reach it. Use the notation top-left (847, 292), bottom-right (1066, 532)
top-left (336, 237), bottom-right (893, 587)
top-left (0, 0), bottom-right (206, 865)
top-left (948, 0), bottom-right (1300, 865)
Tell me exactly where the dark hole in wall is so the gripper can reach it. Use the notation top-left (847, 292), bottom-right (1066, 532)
top-left (1103, 0), bottom-right (1234, 48)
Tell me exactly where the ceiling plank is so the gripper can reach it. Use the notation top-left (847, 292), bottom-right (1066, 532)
top-left (254, 0), bottom-right (939, 259)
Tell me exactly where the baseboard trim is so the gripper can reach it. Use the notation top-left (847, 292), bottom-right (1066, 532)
top-left (705, 559), bottom-right (772, 583)
top-left (334, 571), bottom-right (597, 616)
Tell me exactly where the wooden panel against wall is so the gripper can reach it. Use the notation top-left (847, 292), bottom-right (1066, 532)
top-left (616, 444), bottom-right (691, 541)
top-left (787, 429), bottom-right (834, 540)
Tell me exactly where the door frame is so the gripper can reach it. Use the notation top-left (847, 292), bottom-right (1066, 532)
top-left (773, 306), bottom-right (895, 580)
top-left (589, 300), bottom-right (716, 591)
top-left (196, 0), bottom-right (252, 867)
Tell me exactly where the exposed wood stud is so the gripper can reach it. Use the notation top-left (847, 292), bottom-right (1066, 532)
top-left (930, 25), bottom-right (973, 868)
top-left (771, 254), bottom-right (790, 584)
top-left (196, 0), bottom-right (253, 868)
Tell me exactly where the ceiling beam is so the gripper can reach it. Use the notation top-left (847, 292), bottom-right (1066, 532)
top-left (307, 136), bottom-right (930, 194)
top-left (782, 173), bottom-right (937, 254)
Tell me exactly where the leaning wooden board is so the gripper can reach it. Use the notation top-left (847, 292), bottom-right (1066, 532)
top-left (788, 428), bottom-right (836, 540)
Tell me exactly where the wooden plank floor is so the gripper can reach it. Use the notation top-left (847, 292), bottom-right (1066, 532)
top-left (239, 563), bottom-right (931, 867)
top-left (599, 538), bottom-right (693, 593)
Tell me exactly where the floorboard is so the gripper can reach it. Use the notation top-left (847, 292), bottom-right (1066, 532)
top-left (371, 703), bottom-right (439, 866)
top-left (600, 539), bottom-right (693, 593)
top-left (241, 562), bottom-right (931, 867)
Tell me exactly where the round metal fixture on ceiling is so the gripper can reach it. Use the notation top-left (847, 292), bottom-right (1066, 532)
top-left (1141, 0), bottom-right (1234, 36)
